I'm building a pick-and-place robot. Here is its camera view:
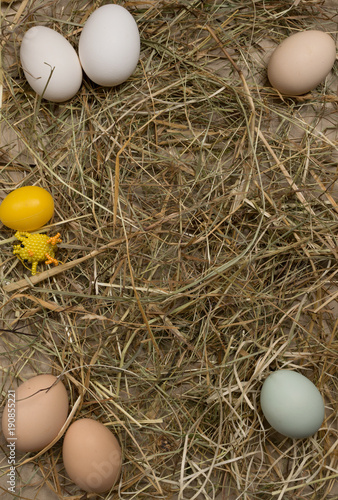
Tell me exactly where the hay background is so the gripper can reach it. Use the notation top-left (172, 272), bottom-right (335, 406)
top-left (1, 0), bottom-right (338, 499)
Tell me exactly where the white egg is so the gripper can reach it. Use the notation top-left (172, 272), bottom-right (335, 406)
top-left (20, 26), bottom-right (82, 102)
top-left (78, 4), bottom-right (140, 87)
top-left (260, 370), bottom-right (325, 439)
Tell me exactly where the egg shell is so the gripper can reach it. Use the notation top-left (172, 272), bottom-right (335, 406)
top-left (260, 370), bottom-right (325, 439)
top-left (62, 418), bottom-right (122, 493)
top-left (267, 30), bottom-right (336, 96)
top-left (0, 186), bottom-right (54, 231)
top-left (20, 26), bottom-right (82, 102)
top-left (78, 4), bottom-right (140, 87)
top-left (2, 374), bottom-right (69, 452)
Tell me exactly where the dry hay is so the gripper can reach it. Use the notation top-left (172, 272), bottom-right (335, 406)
top-left (0, 1), bottom-right (337, 499)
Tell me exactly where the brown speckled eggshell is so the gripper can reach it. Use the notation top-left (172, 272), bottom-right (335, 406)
top-left (267, 30), bottom-right (336, 96)
top-left (62, 418), bottom-right (122, 493)
top-left (2, 374), bottom-right (68, 452)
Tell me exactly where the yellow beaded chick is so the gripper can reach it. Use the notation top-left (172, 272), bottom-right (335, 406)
top-left (13, 231), bottom-right (62, 275)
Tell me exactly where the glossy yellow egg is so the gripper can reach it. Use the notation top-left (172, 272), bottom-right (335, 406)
top-left (0, 186), bottom-right (54, 231)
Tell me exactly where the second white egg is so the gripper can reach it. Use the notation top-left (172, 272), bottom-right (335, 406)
top-left (20, 26), bottom-right (83, 102)
top-left (78, 4), bottom-right (140, 87)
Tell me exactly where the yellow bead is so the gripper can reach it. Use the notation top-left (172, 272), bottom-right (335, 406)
top-left (13, 231), bottom-right (61, 275)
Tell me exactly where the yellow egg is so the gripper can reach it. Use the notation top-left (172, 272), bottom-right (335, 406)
top-left (0, 186), bottom-right (54, 231)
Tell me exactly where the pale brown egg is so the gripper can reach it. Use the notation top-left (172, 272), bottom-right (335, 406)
top-left (2, 374), bottom-right (68, 452)
top-left (267, 30), bottom-right (336, 96)
top-left (62, 418), bottom-right (122, 493)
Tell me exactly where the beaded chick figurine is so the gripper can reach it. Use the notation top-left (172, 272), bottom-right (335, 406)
top-left (13, 231), bottom-right (62, 275)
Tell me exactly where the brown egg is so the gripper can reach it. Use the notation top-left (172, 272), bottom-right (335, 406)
top-left (2, 374), bottom-right (68, 452)
top-left (267, 30), bottom-right (336, 96)
top-left (62, 418), bottom-right (122, 493)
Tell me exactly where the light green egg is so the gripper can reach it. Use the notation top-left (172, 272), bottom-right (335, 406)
top-left (260, 370), bottom-right (325, 439)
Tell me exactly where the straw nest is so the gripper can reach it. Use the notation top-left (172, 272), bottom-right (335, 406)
top-left (1, 1), bottom-right (337, 499)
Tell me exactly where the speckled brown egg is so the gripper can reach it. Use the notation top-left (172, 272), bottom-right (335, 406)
top-left (2, 374), bottom-right (68, 452)
top-left (62, 418), bottom-right (122, 493)
top-left (267, 30), bottom-right (336, 96)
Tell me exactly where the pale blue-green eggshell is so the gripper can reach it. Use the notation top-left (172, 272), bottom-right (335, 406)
top-left (260, 370), bottom-right (325, 439)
